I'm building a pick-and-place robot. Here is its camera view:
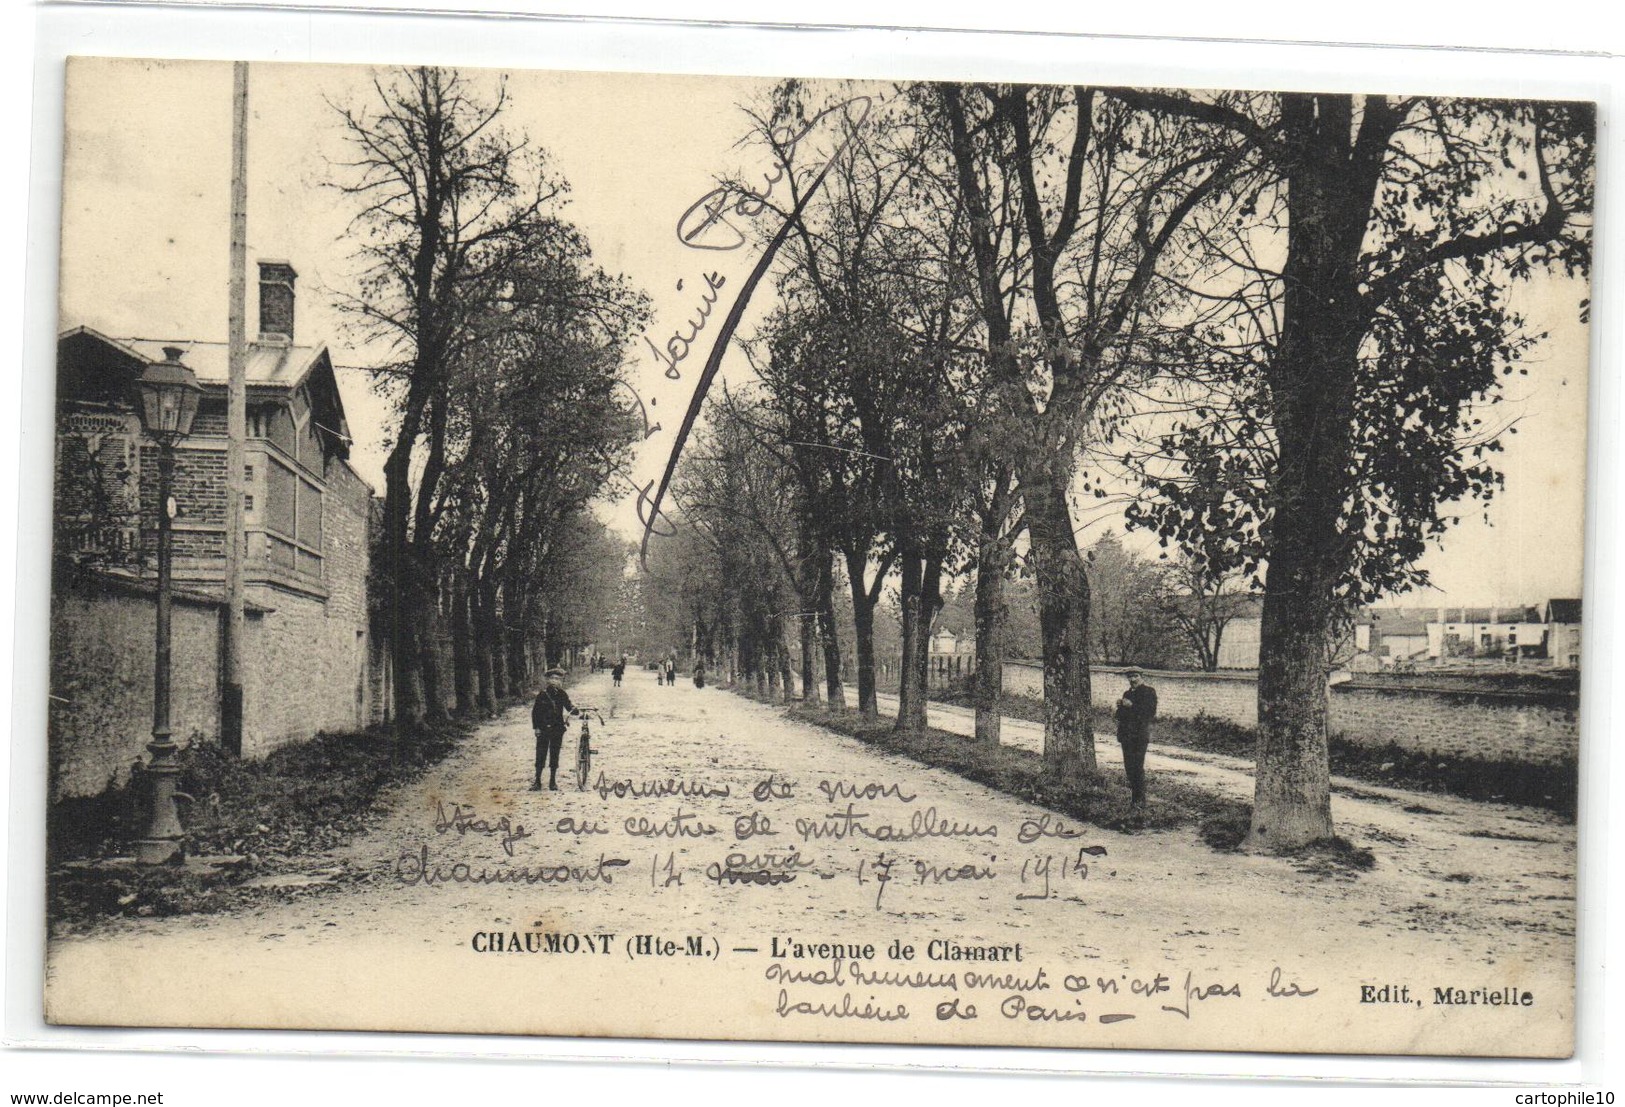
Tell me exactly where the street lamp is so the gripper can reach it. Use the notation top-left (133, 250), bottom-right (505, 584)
top-left (133, 346), bottom-right (203, 864)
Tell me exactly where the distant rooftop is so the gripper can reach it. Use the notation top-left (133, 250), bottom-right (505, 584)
top-left (1546, 598), bottom-right (1582, 624)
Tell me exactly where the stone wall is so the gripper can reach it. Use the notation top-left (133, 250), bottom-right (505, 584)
top-left (49, 582), bottom-right (223, 800)
top-left (239, 458), bottom-right (373, 755)
top-left (1003, 660), bottom-right (1261, 725)
top-left (1327, 681), bottom-right (1578, 766)
top-left (999, 660), bottom-right (1578, 764)
top-left (49, 456), bottom-right (378, 801)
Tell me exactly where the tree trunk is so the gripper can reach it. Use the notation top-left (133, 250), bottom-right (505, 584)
top-left (972, 534), bottom-right (1007, 745)
top-left (1248, 93), bottom-right (1372, 851)
top-left (387, 563), bottom-right (427, 724)
top-left (896, 549), bottom-right (943, 733)
top-left (417, 571), bottom-right (448, 722)
top-left (817, 554), bottom-right (846, 710)
top-left (919, 554), bottom-right (943, 703)
top-left (1252, 570), bottom-right (1335, 849)
top-left (848, 573), bottom-right (879, 720)
top-left (1021, 468), bottom-right (1097, 779)
top-left (381, 398), bottom-right (427, 724)
top-left (780, 627), bottom-right (797, 704)
top-left (896, 552), bottom-right (922, 731)
top-left (474, 582), bottom-right (500, 715)
top-left (799, 616), bottom-right (818, 704)
top-left (450, 571), bottom-right (475, 716)
top-left (487, 587), bottom-right (508, 702)
top-left (503, 574), bottom-right (529, 692)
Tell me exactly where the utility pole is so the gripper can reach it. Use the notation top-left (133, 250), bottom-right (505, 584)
top-left (223, 60), bottom-right (248, 756)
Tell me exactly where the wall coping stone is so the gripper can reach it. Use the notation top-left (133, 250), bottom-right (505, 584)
top-left (1005, 659), bottom-right (1261, 684)
top-left (1333, 680), bottom-right (1578, 710)
top-left (56, 570), bottom-right (273, 614)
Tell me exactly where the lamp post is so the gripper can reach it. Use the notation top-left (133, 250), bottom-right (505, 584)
top-left (134, 347), bottom-right (203, 864)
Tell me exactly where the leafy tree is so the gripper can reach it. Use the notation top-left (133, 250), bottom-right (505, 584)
top-left (1113, 89), bottom-right (1594, 847)
top-left (433, 222), bottom-right (645, 713)
top-left (531, 517), bottom-right (627, 669)
top-left (672, 393), bottom-right (803, 699)
top-left (52, 428), bottom-right (144, 586)
top-left (746, 83), bottom-right (1020, 733)
top-left (1084, 531), bottom-right (1185, 667)
top-left (743, 85), bottom-right (934, 720)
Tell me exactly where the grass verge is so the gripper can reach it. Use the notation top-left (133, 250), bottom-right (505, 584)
top-left (780, 698), bottom-right (1378, 871)
top-left (48, 716), bottom-right (471, 932)
top-left (928, 684), bottom-right (1575, 819)
top-left (779, 701), bottom-right (1373, 876)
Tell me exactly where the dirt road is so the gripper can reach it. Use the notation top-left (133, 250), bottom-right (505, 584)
top-left (47, 673), bottom-right (1576, 1056)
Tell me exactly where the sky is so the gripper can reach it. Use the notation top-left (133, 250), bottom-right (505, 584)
top-left (56, 57), bottom-right (1592, 609)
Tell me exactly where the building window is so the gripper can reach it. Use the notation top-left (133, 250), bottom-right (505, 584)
top-left (264, 455), bottom-right (323, 580)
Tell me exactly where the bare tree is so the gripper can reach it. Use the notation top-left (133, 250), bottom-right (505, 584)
top-left (1161, 555), bottom-right (1254, 672)
top-left (332, 66), bottom-right (565, 723)
top-left (935, 83), bottom-right (1245, 780)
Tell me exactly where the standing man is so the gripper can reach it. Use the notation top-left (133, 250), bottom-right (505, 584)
top-left (1115, 667), bottom-right (1158, 808)
top-left (532, 667), bottom-right (578, 791)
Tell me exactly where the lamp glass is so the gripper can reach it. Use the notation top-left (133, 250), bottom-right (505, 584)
top-left (135, 361), bottom-right (203, 441)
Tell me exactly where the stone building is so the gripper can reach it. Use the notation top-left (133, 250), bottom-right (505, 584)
top-left (50, 261), bottom-right (380, 802)
top-left (1544, 599), bottom-right (1582, 669)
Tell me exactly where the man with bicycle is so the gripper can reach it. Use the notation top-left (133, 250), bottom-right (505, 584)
top-left (532, 667), bottom-right (579, 791)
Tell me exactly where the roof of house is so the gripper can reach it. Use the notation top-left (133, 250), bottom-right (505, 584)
top-left (1546, 598), bottom-right (1582, 624)
top-left (1359, 604), bottom-right (1543, 631)
top-left (59, 326), bottom-right (334, 392)
top-left (116, 335), bottom-right (331, 390)
top-left (58, 326), bottom-right (351, 458)
top-left (1357, 606), bottom-right (1434, 632)
top-left (1449, 606), bottom-right (1540, 624)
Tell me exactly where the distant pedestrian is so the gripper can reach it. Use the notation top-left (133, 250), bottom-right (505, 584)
top-left (664, 657), bottom-right (675, 687)
top-left (1115, 668), bottom-right (1158, 808)
top-left (612, 659), bottom-right (625, 687)
top-left (531, 667), bottom-right (579, 791)
top-left (693, 660), bottom-right (706, 689)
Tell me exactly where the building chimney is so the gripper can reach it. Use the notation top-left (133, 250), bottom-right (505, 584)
top-left (257, 259), bottom-right (298, 345)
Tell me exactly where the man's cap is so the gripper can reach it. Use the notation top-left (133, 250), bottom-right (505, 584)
top-left (544, 667), bottom-right (565, 678)
top-left (1123, 667), bottom-right (1143, 677)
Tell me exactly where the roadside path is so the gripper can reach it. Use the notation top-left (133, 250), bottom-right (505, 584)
top-left (873, 689), bottom-right (1573, 935)
top-left (45, 673), bottom-right (1575, 1055)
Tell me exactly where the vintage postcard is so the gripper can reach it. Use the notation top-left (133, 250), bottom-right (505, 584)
top-left (44, 55), bottom-right (1590, 1058)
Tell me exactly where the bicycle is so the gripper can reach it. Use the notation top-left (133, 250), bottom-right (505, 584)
top-left (571, 706), bottom-right (607, 791)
